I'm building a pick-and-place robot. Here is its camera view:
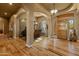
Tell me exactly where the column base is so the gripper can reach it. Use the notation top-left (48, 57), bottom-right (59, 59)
top-left (52, 34), bottom-right (57, 38)
top-left (26, 44), bottom-right (32, 48)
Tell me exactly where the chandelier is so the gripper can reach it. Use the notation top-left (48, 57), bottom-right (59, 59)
top-left (50, 3), bottom-right (58, 14)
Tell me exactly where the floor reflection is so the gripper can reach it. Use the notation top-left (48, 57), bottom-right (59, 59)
top-left (33, 36), bottom-right (79, 56)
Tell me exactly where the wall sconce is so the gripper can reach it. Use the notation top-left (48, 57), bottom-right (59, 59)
top-left (21, 19), bottom-right (25, 22)
top-left (35, 22), bottom-right (38, 24)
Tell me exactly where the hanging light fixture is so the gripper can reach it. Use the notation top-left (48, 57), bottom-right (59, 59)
top-left (51, 3), bottom-right (58, 14)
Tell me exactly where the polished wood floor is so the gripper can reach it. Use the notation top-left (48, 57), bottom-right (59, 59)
top-left (0, 34), bottom-right (79, 56)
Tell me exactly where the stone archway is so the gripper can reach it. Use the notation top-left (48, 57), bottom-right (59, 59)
top-left (34, 12), bottom-right (52, 45)
top-left (32, 12), bottom-right (50, 43)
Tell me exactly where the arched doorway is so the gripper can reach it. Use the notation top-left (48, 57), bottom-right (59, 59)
top-left (17, 12), bottom-right (27, 41)
top-left (33, 12), bottom-right (48, 43)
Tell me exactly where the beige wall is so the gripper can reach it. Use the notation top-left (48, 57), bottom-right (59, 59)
top-left (0, 18), bottom-right (4, 30)
top-left (4, 19), bottom-right (9, 34)
top-left (0, 17), bottom-right (9, 34)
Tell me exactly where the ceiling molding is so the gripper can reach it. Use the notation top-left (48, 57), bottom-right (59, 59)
top-left (58, 3), bottom-right (73, 12)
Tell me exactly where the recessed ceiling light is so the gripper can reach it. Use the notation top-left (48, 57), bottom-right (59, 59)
top-left (4, 12), bottom-right (7, 15)
top-left (9, 3), bottom-right (13, 5)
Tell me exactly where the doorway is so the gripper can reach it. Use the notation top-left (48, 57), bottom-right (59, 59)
top-left (33, 16), bottom-right (48, 42)
top-left (67, 19), bottom-right (77, 41)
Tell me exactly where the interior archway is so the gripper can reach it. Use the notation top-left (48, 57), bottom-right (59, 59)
top-left (33, 12), bottom-right (49, 44)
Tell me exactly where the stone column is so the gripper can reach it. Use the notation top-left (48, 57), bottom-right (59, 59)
top-left (74, 11), bottom-right (79, 40)
top-left (51, 15), bottom-right (56, 37)
top-left (47, 15), bottom-right (52, 39)
top-left (13, 15), bottom-right (17, 39)
top-left (26, 11), bottom-right (34, 47)
top-left (54, 16), bottom-right (57, 38)
top-left (16, 17), bottom-right (19, 37)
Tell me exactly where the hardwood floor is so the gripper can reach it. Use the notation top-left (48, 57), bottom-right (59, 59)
top-left (0, 35), bottom-right (79, 56)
